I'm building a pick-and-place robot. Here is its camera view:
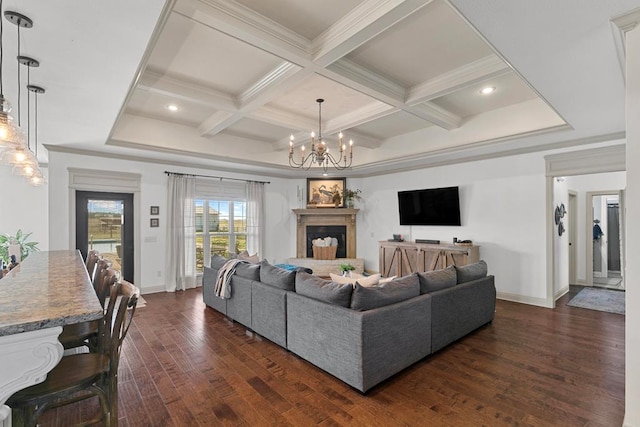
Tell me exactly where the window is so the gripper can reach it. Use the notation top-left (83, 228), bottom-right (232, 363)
top-left (195, 199), bottom-right (247, 273)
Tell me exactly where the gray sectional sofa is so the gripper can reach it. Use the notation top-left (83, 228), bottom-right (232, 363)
top-left (203, 256), bottom-right (496, 392)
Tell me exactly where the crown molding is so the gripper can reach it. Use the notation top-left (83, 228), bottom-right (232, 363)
top-left (610, 7), bottom-right (640, 84)
top-left (46, 142), bottom-right (296, 179)
top-left (545, 142), bottom-right (626, 176)
top-left (406, 55), bottom-right (511, 104)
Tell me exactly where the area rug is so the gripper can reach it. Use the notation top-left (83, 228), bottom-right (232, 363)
top-left (567, 287), bottom-right (625, 315)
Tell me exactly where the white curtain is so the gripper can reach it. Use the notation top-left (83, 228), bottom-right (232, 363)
top-left (246, 181), bottom-right (265, 258)
top-left (166, 174), bottom-right (197, 291)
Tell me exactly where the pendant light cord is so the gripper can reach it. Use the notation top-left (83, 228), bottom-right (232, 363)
top-left (0, 0), bottom-right (4, 96)
top-left (26, 64), bottom-right (30, 151)
top-left (16, 23), bottom-right (20, 125)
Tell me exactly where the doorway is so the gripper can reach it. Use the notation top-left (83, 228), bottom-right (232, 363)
top-left (75, 191), bottom-right (134, 282)
top-left (588, 191), bottom-right (624, 289)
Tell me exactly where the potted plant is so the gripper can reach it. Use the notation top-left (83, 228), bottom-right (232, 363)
top-left (342, 188), bottom-right (362, 208)
top-left (0, 229), bottom-right (40, 265)
top-left (340, 263), bottom-right (356, 277)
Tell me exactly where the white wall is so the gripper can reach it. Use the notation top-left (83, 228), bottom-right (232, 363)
top-left (564, 172), bottom-right (626, 283)
top-left (47, 151), bottom-right (295, 293)
top-left (356, 151), bottom-right (549, 305)
top-left (0, 166), bottom-right (49, 253)
top-left (624, 24), bottom-right (640, 427)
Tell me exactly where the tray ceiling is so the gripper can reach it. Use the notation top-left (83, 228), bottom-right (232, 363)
top-left (8, 0), bottom-right (634, 178)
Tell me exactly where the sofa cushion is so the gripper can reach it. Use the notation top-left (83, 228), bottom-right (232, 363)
top-left (350, 275), bottom-right (420, 311)
top-left (295, 272), bottom-right (353, 307)
top-left (211, 254), bottom-right (228, 270)
top-left (235, 262), bottom-right (261, 281)
top-left (455, 260), bottom-right (487, 283)
top-left (329, 273), bottom-right (381, 287)
top-left (260, 260), bottom-right (296, 291)
top-left (417, 265), bottom-right (457, 294)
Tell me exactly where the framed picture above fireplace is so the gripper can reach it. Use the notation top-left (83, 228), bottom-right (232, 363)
top-left (307, 177), bottom-right (346, 208)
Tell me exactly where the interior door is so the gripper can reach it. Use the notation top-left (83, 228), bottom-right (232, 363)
top-left (75, 191), bottom-right (134, 282)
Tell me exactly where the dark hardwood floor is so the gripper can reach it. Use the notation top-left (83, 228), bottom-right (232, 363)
top-left (38, 287), bottom-right (624, 426)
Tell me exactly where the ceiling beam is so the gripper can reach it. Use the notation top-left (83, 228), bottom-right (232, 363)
top-left (312, 0), bottom-right (434, 67)
top-left (198, 111), bottom-right (242, 137)
top-left (137, 69), bottom-right (237, 110)
top-left (405, 55), bottom-right (511, 105)
top-left (248, 106), bottom-right (317, 131)
top-left (181, 0), bottom-right (312, 65)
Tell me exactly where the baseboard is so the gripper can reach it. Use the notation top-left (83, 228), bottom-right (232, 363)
top-left (554, 286), bottom-right (570, 301)
top-left (142, 285), bottom-right (165, 295)
top-left (142, 283), bottom-right (202, 295)
top-left (497, 292), bottom-right (552, 308)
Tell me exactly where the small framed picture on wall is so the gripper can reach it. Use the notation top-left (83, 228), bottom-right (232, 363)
top-left (150, 206), bottom-right (159, 215)
top-left (150, 218), bottom-right (159, 228)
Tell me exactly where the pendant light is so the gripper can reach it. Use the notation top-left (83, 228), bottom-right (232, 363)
top-left (26, 84), bottom-right (45, 186)
top-left (0, 0), bottom-right (25, 152)
top-left (1, 9), bottom-right (33, 166)
top-left (13, 55), bottom-right (39, 177)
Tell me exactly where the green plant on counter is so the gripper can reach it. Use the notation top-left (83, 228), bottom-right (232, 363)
top-left (0, 229), bottom-right (40, 263)
top-left (340, 263), bottom-right (356, 273)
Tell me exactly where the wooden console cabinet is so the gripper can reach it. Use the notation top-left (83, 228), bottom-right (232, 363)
top-left (379, 241), bottom-right (479, 277)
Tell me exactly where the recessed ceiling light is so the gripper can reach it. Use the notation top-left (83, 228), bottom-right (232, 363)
top-left (480, 86), bottom-right (496, 95)
top-left (167, 104), bottom-right (179, 112)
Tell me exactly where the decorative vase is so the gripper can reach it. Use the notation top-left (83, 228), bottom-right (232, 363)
top-left (346, 199), bottom-right (354, 208)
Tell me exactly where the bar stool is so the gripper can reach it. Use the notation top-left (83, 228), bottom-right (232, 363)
top-left (85, 250), bottom-right (100, 283)
top-left (59, 267), bottom-right (119, 352)
top-left (8, 280), bottom-right (140, 426)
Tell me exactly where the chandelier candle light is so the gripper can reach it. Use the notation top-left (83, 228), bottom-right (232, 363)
top-left (288, 99), bottom-right (353, 172)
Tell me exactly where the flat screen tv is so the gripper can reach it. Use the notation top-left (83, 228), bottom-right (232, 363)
top-left (398, 186), bottom-right (461, 226)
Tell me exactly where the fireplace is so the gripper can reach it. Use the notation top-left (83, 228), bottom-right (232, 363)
top-left (292, 208), bottom-right (359, 259)
top-left (306, 225), bottom-right (347, 258)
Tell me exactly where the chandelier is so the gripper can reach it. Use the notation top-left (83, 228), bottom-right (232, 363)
top-left (288, 99), bottom-right (353, 172)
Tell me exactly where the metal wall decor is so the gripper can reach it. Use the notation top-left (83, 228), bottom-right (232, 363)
top-left (554, 203), bottom-right (566, 236)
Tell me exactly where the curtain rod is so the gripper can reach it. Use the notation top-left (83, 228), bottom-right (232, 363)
top-left (164, 171), bottom-right (270, 184)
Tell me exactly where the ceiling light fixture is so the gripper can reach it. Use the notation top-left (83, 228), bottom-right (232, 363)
top-left (288, 99), bottom-right (353, 172)
top-left (26, 84), bottom-right (45, 186)
top-left (0, 1), bottom-right (26, 153)
top-left (480, 86), bottom-right (495, 95)
top-left (167, 104), bottom-right (179, 112)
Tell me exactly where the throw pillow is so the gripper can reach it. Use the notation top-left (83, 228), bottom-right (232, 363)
top-left (295, 272), bottom-right (353, 307)
top-left (260, 260), bottom-right (296, 291)
top-left (211, 254), bottom-right (228, 270)
top-left (237, 251), bottom-right (260, 263)
top-left (350, 277), bottom-right (420, 311)
top-left (234, 262), bottom-right (261, 281)
top-left (379, 276), bottom-right (397, 285)
top-left (455, 260), bottom-right (488, 283)
top-left (417, 265), bottom-right (457, 293)
top-left (329, 273), bottom-right (381, 287)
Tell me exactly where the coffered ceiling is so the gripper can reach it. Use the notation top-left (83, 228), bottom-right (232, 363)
top-left (5, 0), bottom-right (638, 178)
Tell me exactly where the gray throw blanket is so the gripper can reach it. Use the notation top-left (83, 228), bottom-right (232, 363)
top-left (215, 259), bottom-right (246, 299)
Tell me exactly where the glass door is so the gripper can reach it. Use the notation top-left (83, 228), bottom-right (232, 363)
top-left (76, 191), bottom-right (134, 282)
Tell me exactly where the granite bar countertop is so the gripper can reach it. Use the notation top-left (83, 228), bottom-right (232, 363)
top-left (0, 250), bottom-right (103, 336)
